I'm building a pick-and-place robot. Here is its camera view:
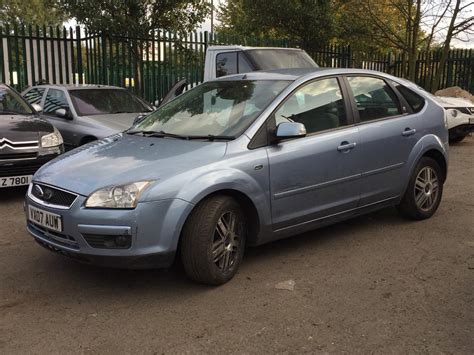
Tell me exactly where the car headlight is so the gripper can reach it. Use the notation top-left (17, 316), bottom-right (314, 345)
top-left (41, 127), bottom-right (63, 147)
top-left (85, 181), bottom-right (153, 209)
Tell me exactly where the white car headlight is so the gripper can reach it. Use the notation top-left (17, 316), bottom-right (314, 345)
top-left (85, 181), bottom-right (153, 209)
top-left (41, 127), bottom-right (63, 147)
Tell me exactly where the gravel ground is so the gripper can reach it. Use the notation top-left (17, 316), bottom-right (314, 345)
top-left (0, 137), bottom-right (473, 354)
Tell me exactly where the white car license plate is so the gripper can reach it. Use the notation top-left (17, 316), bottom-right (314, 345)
top-left (28, 205), bottom-right (63, 233)
top-left (0, 175), bottom-right (32, 188)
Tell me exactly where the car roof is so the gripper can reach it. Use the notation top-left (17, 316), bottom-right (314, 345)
top-left (29, 84), bottom-right (125, 90)
top-left (207, 45), bottom-right (305, 52)
top-left (213, 67), bottom-right (409, 83)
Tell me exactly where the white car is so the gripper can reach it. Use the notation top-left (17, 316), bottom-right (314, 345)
top-left (435, 96), bottom-right (474, 143)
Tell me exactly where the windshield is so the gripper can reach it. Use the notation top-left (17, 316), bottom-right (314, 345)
top-left (134, 80), bottom-right (291, 138)
top-left (246, 49), bottom-right (318, 70)
top-left (0, 84), bottom-right (33, 115)
top-left (69, 89), bottom-right (152, 116)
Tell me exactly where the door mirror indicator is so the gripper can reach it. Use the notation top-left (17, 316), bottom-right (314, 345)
top-left (275, 122), bottom-right (307, 141)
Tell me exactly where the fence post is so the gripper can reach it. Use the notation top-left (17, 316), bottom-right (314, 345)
top-left (75, 26), bottom-right (83, 84)
top-left (0, 26), bottom-right (4, 83)
top-left (346, 45), bottom-right (352, 68)
top-left (204, 31), bottom-right (209, 53)
top-left (101, 32), bottom-right (107, 84)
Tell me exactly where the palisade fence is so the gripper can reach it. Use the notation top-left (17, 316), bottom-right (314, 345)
top-left (0, 24), bottom-right (473, 103)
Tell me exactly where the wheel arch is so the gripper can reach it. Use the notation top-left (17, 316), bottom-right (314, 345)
top-left (422, 149), bottom-right (447, 182)
top-left (180, 188), bottom-right (263, 247)
top-left (400, 135), bottom-right (448, 200)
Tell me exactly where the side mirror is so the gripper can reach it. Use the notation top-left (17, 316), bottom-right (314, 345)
top-left (275, 122), bottom-right (307, 141)
top-left (55, 108), bottom-right (72, 120)
top-left (32, 103), bottom-right (42, 113)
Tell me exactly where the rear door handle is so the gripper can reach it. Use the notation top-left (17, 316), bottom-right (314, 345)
top-left (337, 141), bottom-right (357, 152)
top-left (402, 128), bottom-right (416, 137)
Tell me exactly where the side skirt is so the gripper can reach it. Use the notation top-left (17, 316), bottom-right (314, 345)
top-left (255, 196), bottom-right (399, 245)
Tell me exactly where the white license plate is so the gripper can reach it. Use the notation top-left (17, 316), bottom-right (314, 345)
top-left (0, 175), bottom-right (32, 188)
top-left (28, 205), bottom-right (63, 233)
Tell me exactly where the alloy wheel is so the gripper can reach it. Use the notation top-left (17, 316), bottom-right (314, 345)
top-left (414, 166), bottom-right (439, 212)
top-left (212, 211), bottom-right (242, 272)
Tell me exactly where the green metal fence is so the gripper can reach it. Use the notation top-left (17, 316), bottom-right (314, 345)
top-left (0, 24), bottom-right (473, 102)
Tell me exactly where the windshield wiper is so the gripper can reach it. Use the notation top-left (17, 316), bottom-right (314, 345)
top-left (186, 135), bottom-right (235, 141)
top-left (126, 130), bottom-right (235, 141)
top-left (126, 130), bottom-right (189, 139)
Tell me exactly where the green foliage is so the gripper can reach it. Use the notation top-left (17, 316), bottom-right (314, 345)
top-left (217, 0), bottom-right (334, 50)
top-left (0, 0), bottom-right (67, 26)
top-left (60, 0), bottom-right (211, 36)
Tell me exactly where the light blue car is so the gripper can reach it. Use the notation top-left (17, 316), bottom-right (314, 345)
top-left (25, 68), bottom-right (449, 285)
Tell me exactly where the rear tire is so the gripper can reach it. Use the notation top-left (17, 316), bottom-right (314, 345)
top-left (449, 132), bottom-right (467, 144)
top-left (398, 157), bottom-right (443, 220)
top-left (181, 195), bottom-right (246, 285)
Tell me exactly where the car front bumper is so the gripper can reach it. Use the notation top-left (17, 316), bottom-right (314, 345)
top-left (1, 151), bottom-right (62, 187)
top-left (25, 190), bottom-right (194, 269)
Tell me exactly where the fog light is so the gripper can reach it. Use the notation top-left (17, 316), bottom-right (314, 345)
top-left (82, 234), bottom-right (132, 249)
top-left (115, 235), bottom-right (129, 247)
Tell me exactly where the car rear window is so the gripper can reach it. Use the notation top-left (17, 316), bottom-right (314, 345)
top-left (392, 83), bottom-right (425, 113)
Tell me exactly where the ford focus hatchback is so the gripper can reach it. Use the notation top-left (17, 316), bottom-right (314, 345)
top-left (25, 69), bottom-right (448, 285)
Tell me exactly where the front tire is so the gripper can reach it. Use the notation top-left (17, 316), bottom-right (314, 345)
top-left (398, 157), bottom-right (444, 220)
top-left (181, 196), bottom-right (246, 285)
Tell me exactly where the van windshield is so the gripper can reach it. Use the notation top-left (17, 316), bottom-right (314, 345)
top-left (133, 80), bottom-right (291, 138)
top-left (246, 49), bottom-right (318, 70)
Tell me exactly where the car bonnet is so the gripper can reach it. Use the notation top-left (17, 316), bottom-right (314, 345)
top-left (33, 133), bottom-right (227, 196)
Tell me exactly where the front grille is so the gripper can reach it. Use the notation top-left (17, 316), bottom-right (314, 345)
top-left (28, 222), bottom-right (79, 250)
top-left (0, 138), bottom-right (38, 150)
top-left (83, 234), bottom-right (132, 249)
top-left (0, 163), bottom-right (43, 177)
top-left (0, 152), bottom-right (37, 160)
top-left (31, 183), bottom-right (78, 208)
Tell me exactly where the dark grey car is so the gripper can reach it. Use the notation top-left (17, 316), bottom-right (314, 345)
top-left (22, 85), bottom-right (153, 149)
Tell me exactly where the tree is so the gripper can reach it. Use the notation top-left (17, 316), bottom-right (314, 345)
top-left (431, 0), bottom-right (474, 91)
top-left (335, 0), bottom-right (426, 81)
top-left (334, 0), bottom-right (410, 53)
top-left (217, 0), bottom-right (334, 51)
top-left (60, 0), bottom-right (211, 94)
top-left (0, 0), bottom-right (68, 26)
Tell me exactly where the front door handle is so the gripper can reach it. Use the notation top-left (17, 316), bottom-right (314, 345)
top-left (402, 128), bottom-right (416, 137)
top-left (337, 141), bottom-right (357, 152)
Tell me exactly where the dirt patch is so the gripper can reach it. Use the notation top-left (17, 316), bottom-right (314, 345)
top-left (435, 86), bottom-right (474, 103)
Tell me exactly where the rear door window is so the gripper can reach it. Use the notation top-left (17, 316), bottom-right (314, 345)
top-left (347, 76), bottom-right (402, 122)
top-left (391, 83), bottom-right (425, 113)
top-left (43, 89), bottom-right (69, 115)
